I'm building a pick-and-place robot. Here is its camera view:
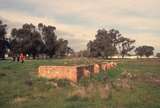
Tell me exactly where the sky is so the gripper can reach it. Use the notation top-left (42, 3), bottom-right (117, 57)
top-left (0, 0), bottom-right (160, 53)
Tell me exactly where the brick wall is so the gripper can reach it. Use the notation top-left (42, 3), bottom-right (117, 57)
top-left (38, 66), bottom-right (78, 82)
top-left (38, 62), bottom-right (117, 82)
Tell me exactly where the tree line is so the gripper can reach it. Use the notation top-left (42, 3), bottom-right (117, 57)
top-left (0, 20), bottom-right (73, 59)
top-left (84, 29), bottom-right (156, 58)
top-left (0, 20), bottom-right (158, 60)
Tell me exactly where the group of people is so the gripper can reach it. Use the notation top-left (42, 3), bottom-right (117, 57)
top-left (13, 53), bottom-right (25, 63)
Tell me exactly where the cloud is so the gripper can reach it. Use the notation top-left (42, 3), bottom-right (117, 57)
top-left (129, 33), bottom-right (160, 53)
top-left (0, 10), bottom-right (95, 51)
top-left (0, 0), bottom-right (160, 52)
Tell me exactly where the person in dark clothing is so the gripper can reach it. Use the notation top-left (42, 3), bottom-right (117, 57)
top-left (17, 54), bottom-right (20, 62)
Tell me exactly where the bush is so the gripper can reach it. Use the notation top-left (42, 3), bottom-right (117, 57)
top-left (56, 79), bottom-right (71, 87)
top-left (107, 65), bottom-right (123, 79)
top-left (79, 64), bottom-right (123, 86)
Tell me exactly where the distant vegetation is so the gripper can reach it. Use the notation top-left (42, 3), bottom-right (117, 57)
top-left (0, 20), bottom-right (73, 59)
top-left (156, 53), bottom-right (160, 58)
top-left (135, 46), bottom-right (154, 58)
top-left (10, 23), bottom-right (73, 59)
top-left (86, 29), bottom-right (135, 58)
top-left (0, 20), bottom-right (158, 60)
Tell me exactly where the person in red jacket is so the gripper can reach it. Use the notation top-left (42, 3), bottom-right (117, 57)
top-left (19, 53), bottom-right (25, 63)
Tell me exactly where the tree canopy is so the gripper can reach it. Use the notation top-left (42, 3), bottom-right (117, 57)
top-left (156, 53), bottom-right (160, 58)
top-left (87, 29), bottom-right (135, 58)
top-left (10, 23), bottom-right (73, 59)
top-left (135, 45), bottom-right (154, 57)
top-left (0, 19), bottom-right (158, 59)
top-left (0, 20), bottom-right (8, 59)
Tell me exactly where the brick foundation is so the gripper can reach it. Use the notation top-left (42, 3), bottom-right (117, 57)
top-left (38, 66), bottom-right (78, 82)
top-left (38, 62), bottom-right (117, 82)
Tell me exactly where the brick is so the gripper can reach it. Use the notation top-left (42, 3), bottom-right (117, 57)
top-left (101, 63), bottom-right (115, 71)
top-left (38, 66), bottom-right (78, 82)
top-left (38, 62), bottom-right (117, 82)
top-left (94, 64), bottom-right (101, 74)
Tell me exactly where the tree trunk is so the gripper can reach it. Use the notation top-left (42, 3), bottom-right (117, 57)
top-left (122, 54), bottom-right (125, 59)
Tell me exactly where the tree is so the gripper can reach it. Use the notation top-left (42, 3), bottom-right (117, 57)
top-left (135, 46), bottom-right (144, 57)
top-left (87, 40), bottom-right (99, 57)
top-left (87, 29), bottom-right (119, 58)
top-left (135, 45), bottom-right (154, 58)
top-left (55, 38), bottom-right (69, 57)
top-left (87, 28), bottom-right (134, 58)
top-left (10, 22), bottom-right (72, 59)
top-left (0, 20), bottom-right (7, 40)
top-left (74, 50), bottom-right (89, 57)
top-left (117, 37), bottom-right (135, 58)
top-left (0, 20), bottom-right (8, 59)
top-left (39, 24), bottom-right (57, 58)
top-left (26, 31), bottom-right (45, 59)
top-left (156, 53), bottom-right (160, 58)
top-left (66, 47), bottom-right (74, 55)
top-left (144, 46), bottom-right (154, 57)
top-left (10, 23), bottom-right (45, 59)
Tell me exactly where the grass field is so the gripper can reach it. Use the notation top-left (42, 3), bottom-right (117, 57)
top-left (0, 58), bottom-right (160, 108)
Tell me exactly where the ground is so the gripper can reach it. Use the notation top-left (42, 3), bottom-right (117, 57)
top-left (0, 58), bottom-right (160, 108)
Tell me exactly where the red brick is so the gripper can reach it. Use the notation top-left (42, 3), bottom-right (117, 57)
top-left (38, 62), bottom-right (117, 82)
top-left (94, 64), bottom-right (101, 74)
top-left (38, 66), bottom-right (78, 82)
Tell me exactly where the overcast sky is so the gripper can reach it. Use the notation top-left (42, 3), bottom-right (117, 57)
top-left (0, 0), bottom-right (160, 53)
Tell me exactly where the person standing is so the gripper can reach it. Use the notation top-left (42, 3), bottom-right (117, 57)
top-left (19, 53), bottom-right (25, 63)
top-left (17, 54), bottom-right (20, 62)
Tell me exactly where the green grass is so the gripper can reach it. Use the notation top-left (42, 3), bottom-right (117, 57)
top-left (0, 58), bottom-right (160, 108)
top-left (79, 64), bottom-right (123, 86)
